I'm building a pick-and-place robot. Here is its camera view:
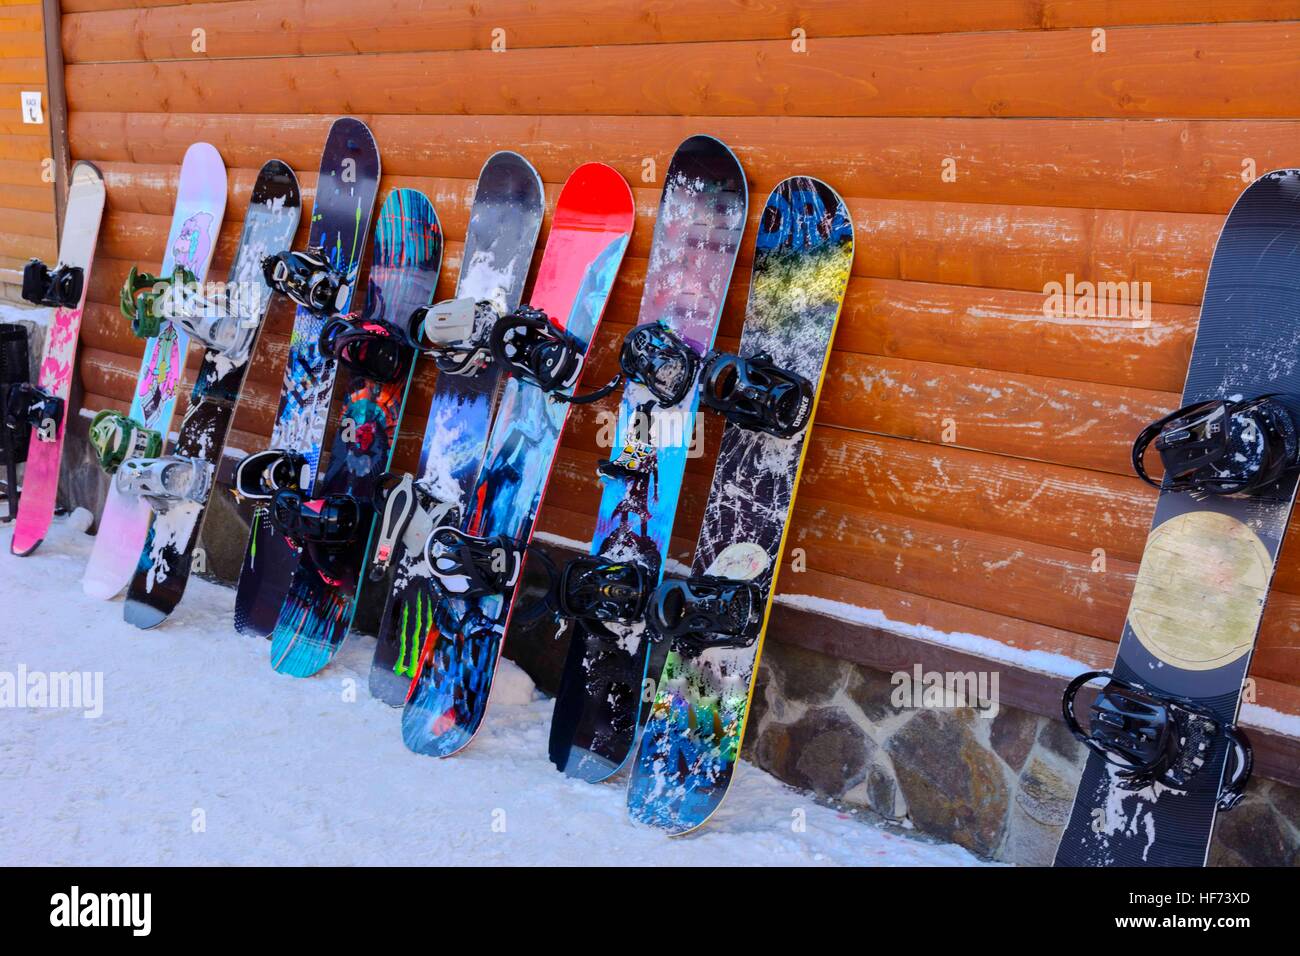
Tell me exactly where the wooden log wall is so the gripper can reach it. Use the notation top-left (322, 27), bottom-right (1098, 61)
top-left (0, 1), bottom-right (55, 284)
top-left (42, 2), bottom-right (1300, 706)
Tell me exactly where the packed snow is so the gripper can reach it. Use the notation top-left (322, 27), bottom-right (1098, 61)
top-left (0, 511), bottom-right (986, 866)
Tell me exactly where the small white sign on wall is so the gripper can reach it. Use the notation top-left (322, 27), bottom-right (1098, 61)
top-left (21, 91), bottom-right (43, 125)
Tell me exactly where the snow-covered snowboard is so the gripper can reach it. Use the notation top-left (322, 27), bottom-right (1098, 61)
top-left (627, 177), bottom-right (853, 834)
top-left (233, 118), bottom-right (380, 636)
top-left (122, 160), bottom-right (301, 628)
top-left (1055, 170), bottom-right (1300, 867)
top-left (369, 152), bottom-right (543, 705)
top-left (268, 188), bottom-right (440, 677)
top-left (11, 161), bottom-right (106, 556)
top-left (82, 143), bottom-right (226, 599)
top-left (401, 163), bottom-right (635, 756)
top-left (548, 135), bottom-right (748, 782)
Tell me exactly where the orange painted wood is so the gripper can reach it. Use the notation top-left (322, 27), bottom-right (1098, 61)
top-left (69, 111), bottom-right (1300, 215)
top-left (0, 158), bottom-right (48, 187)
top-left (60, 0), bottom-right (1300, 64)
top-left (87, 166), bottom-right (1226, 305)
top-left (64, 24), bottom-right (1300, 120)
top-left (0, 182), bottom-right (54, 213)
top-left (820, 353), bottom-right (1179, 475)
top-left (0, 122), bottom-right (51, 161)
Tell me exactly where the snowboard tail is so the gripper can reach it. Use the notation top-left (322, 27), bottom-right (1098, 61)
top-left (627, 178), bottom-right (854, 834)
top-left (1055, 170), bottom-right (1300, 867)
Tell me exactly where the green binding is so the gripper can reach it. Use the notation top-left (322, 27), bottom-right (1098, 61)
top-left (119, 265), bottom-right (199, 338)
top-left (88, 409), bottom-right (162, 474)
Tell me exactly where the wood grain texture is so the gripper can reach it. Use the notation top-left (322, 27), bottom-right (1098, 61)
top-left (64, 24), bottom-right (1300, 119)
top-left (59, 0), bottom-right (1300, 63)
top-left (69, 111), bottom-right (1300, 215)
top-left (53, 8), bottom-right (1300, 708)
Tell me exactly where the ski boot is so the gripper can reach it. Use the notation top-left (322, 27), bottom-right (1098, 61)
top-left (1062, 670), bottom-right (1253, 810)
top-left (4, 383), bottom-right (64, 444)
top-left (88, 409), bottom-right (163, 475)
top-left (698, 351), bottom-right (815, 439)
top-left (407, 297), bottom-right (501, 376)
top-left (490, 305), bottom-right (586, 395)
top-left (645, 574), bottom-right (763, 650)
top-left (261, 247), bottom-right (348, 317)
top-left (114, 455), bottom-right (214, 513)
top-left (232, 449), bottom-right (311, 502)
top-left (318, 315), bottom-right (410, 383)
top-left (22, 258), bottom-right (84, 309)
top-left (555, 556), bottom-right (651, 639)
top-left (1132, 395), bottom-right (1300, 496)
top-left (120, 265), bottom-right (202, 338)
top-left (566, 321), bottom-right (704, 408)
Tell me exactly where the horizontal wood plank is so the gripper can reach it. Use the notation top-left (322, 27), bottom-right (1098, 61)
top-left (69, 111), bottom-right (1300, 215)
top-left (64, 24), bottom-right (1300, 119)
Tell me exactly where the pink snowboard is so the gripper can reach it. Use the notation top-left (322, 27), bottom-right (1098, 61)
top-left (11, 162), bottom-right (106, 556)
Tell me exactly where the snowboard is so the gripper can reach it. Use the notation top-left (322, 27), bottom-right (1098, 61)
top-left (1055, 170), bottom-right (1300, 867)
top-left (548, 135), bottom-right (748, 781)
top-left (401, 162), bottom-right (635, 756)
top-left (82, 143), bottom-right (227, 599)
top-left (369, 152), bottom-right (544, 705)
top-left (233, 118), bottom-right (380, 636)
top-left (123, 161), bottom-right (301, 628)
top-left (11, 161), bottom-right (106, 556)
top-left (627, 177), bottom-right (853, 834)
top-left (269, 188), bottom-right (441, 677)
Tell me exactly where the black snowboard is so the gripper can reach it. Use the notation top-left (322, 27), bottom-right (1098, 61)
top-left (125, 161), bottom-right (301, 628)
top-left (1055, 169), bottom-right (1300, 867)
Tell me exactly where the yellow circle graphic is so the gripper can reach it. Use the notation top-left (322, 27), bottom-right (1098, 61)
top-left (1127, 510), bottom-right (1272, 671)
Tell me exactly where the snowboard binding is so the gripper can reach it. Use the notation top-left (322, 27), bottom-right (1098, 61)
top-left (565, 321), bottom-right (703, 408)
top-left (22, 259), bottom-right (84, 309)
top-left (1062, 670), bottom-right (1253, 811)
top-left (232, 449), bottom-right (311, 502)
top-left (490, 305), bottom-right (586, 395)
top-left (596, 438), bottom-right (657, 481)
top-left (114, 455), bottom-right (214, 513)
top-left (1132, 395), bottom-right (1300, 497)
top-left (318, 315), bottom-right (410, 383)
top-left (646, 574), bottom-right (763, 650)
top-left (699, 352), bottom-right (814, 439)
top-left (120, 265), bottom-right (202, 338)
top-left (424, 526), bottom-right (528, 601)
top-left (4, 383), bottom-right (64, 443)
top-left (262, 247), bottom-right (348, 317)
top-left (89, 409), bottom-right (163, 474)
top-left (555, 557), bottom-right (651, 639)
top-left (407, 297), bottom-right (500, 376)
top-left (269, 488), bottom-right (362, 551)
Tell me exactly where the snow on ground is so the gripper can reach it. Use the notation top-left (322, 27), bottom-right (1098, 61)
top-left (0, 511), bottom-right (987, 867)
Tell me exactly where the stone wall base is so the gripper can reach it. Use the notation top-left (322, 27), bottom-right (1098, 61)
top-left (747, 640), bottom-right (1300, 866)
